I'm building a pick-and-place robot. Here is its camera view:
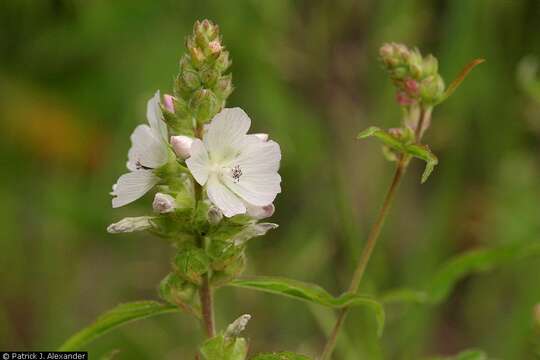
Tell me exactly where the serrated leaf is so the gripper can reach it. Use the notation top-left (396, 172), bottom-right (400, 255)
top-left (405, 144), bottom-right (438, 183)
top-left (229, 276), bottom-right (385, 337)
top-left (381, 242), bottom-right (540, 306)
top-left (58, 301), bottom-right (177, 351)
top-left (440, 58), bottom-right (485, 103)
top-left (251, 352), bottom-right (312, 360)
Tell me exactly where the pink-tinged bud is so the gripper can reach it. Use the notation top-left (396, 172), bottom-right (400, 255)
top-left (396, 91), bottom-right (415, 106)
top-left (163, 94), bottom-right (175, 113)
top-left (404, 78), bottom-right (419, 96)
top-left (208, 40), bottom-right (222, 55)
top-left (153, 193), bottom-right (176, 214)
top-left (170, 135), bottom-right (194, 159)
top-left (247, 203), bottom-right (275, 219)
top-left (253, 133), bottom-right (269, 142)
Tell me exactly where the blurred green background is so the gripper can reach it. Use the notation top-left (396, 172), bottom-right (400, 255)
top-left (1, 0), bottom-right (540, 359)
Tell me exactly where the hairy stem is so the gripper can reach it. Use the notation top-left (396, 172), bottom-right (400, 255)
top-left (199, 274), bottom-right (215, 338)
top-left (320, 155), bottom-right (408, 360)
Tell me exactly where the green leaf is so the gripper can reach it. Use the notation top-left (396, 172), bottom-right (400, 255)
top-left (357, 126), bottom-right (439, 183)
top-left (174, 245), bottom-right (210, 285)
top-left (427, 349), bottom-right (488, 360)
top-left (229, 276), bottom-right (385, 337)
top-left (200, 334), bottom-right (248, 360)
top-left (357, 126), bottom-right (404, 150)
top-left (405, 144), bottom-right (438, 183)
top-left (381, 242), bottom-right (540, 306)
top-left (251, 352), bottom-right (312, 360)
top-left (441, 58), bottom-right (485, 102)
top-left (58, 301), bottom-right (178, 351)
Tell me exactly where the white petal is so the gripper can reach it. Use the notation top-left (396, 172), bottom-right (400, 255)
top-left (152, 192), bottom-right (176, 213)
top-left (147, 90), bottom-right (168, 142)
top-left (204, 108), bottom-right (251, 162)
top-left (224, 139), bottom-right (282, 206)
top-left (185, 139), bottom-right (210, 185)
top-left (170, 135), bottom-right (194, 159)
top-left (253, 133), bottom-right (268, 141)
top-left (246, 203), bottom-right (275, 219)
top-left (127, 124), bottom-right (169, 170)
top-left (111, 170), bottom-right (160, 208)
top-left (206, 175), bottom-right (246, 217)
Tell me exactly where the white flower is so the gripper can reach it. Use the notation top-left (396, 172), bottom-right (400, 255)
top-left (186, 108), bottom-right (281, 217)
top-left (246, 203), bottom-right (275, 219)
top-left (111, 91), bottom-right (169, 208)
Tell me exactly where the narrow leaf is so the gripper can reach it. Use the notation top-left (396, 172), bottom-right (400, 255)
top-left (357, 126), bottom-right (404, 150)
top-left (59, 301), bottom-right (178, 351)
top-left (229, 276), bottom-right (385, 337)
top-left (405, 144), bottom-right (438, 183)
top-left (442, 58), bottom-right (485, 102)
top-left (251, 352), bottom-right (312, 360)
top-left (381, 242), bottom-right (540, 306)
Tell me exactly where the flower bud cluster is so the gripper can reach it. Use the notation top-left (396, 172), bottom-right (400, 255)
top-left (165, 19), bottom-right (233, 133)
top-left (379, 43), bottom-right (445, 106)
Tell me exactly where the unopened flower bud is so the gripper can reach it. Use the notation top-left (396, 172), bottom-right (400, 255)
top-left (422, 54), bottom-right (438, 76)
top-left (404, 78), bottom-right (419, 96)
top-left (182, 69), bottom-right (201, 90)
top-left (253, 133), bottom-right (269, 141)
top-left (225, 314), bottom-right (251, 339)
top-left (191, 89), bottom-right (219, 124)
top-left (247, 203), bottom-right (275, 219)
top-left (107, 216), bottom-right (153, 234)
top-left (200, 67), bottom-right (219, 87)
top-left (170, 135), bottom-right (193, 159)
top-left (208, 206), bottom-right (223, 225)
top-left (215, 51), bottom-right (231, 72)
top-left (208, 40), bottom-right (222, 55)
top-left (153, 193), bottom-right (176, 214)
top-left (163, 94), bottom-right (175, 113)
top-left (420, 74), bottom-right (445, 104)
top-left (396, 91), bottom-right (415, 106)
top-left (214, 75), bottom-right (233, 100)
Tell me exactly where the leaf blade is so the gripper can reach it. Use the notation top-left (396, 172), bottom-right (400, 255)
top-left (228, 276), bottom-right (385, 337)
top-left (58, 301), bottom-right (178, 351)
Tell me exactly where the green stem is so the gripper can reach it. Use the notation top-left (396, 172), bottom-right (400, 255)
top-left (320, 155), bottom-right (408, 360)
top-left (199, 273), bottom-right (215, 338)
top-left (320, 106), bottom-right (432, 359)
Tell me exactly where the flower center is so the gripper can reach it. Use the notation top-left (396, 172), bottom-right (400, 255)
top-left (135, 160), bottom-right (152, 170)
top-left (231, 165), bottom-right (243, 183)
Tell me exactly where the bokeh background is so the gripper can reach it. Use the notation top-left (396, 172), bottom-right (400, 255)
top-left (1, 1), bottom-right (540, 359)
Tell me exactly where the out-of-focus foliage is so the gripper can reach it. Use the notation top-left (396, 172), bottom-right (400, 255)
top-left (1, 1), bottom-right (539, 359)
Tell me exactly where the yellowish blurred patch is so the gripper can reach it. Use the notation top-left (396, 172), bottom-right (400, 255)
top-left (0, 78), bottom-right (109, 171)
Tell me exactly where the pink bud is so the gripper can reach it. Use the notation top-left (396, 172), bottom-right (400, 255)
top-left (247, 203), bottom-right (275, 219)
top-left (396, 91), bottom-right (415, 106)
top-left (163, 94), bottom-right (175, 113)
top-left (208, 40), bottom-right (222, 55)
top-left (404, 78), bottom-right (419, 96)
top-left (253, 133), bottom-right (269, 142)
top-left (170, 135), bottom-right (194, 159)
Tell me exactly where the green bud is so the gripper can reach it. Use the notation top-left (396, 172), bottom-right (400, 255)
top-left (214, 75), bottom-right (234, 100)
top-left (420, 74), bottom-right (445, 104)
top-left (174, 245), bottom-right (210, 285)
top-left (422, 54), bottom-right (438, 77)
top-left (181, 68), bottom-right (201, 90)
top-left (215, 51), bottom-right (231, 72)
top-left (191, 89), bottom-right (219, 124)
top-left (158, 272), bottom-right (196, 305)
top-left (208, 239), bottom-right (243, 271)
top-left (200, 66), bottom-right (220, 88)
